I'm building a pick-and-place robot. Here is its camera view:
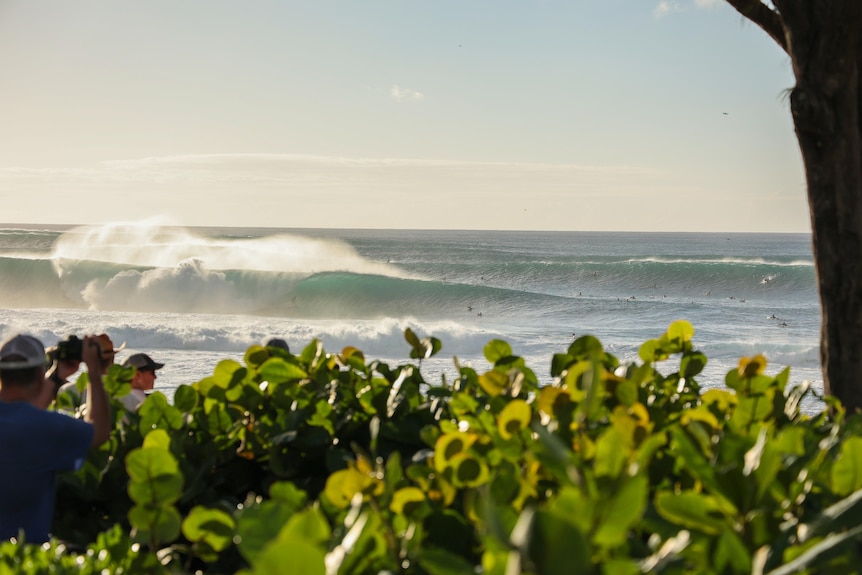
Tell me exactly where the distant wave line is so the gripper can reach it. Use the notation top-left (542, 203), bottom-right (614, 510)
top-left (621, 257), bottom-right (813, 267)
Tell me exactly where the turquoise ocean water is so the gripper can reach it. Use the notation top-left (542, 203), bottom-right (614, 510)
top-left (0, 223), bottom-right (821, 409)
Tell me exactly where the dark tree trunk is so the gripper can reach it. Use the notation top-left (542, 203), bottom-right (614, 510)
top-left (725, 0), bottom-right (862, 411)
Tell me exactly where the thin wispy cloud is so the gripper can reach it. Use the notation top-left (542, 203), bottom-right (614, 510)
top-left (654, 0), bottom-right (719, 18)
top-left (390, 84), bottom-right (425, 102)
top-left (653, 1), bottom-right (685, 18)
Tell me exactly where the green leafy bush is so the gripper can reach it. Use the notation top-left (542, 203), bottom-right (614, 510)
top-left (4, 321), bottom-right (862, 574)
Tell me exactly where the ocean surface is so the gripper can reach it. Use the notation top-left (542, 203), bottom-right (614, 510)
top-left (0, 223), bottom-right (822, 411)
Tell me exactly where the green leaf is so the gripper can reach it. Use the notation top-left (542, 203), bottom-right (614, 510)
top-left (602, 559), bottom-right (640, 575)
top-left (181, 506), bottom-right (236, 554)
top-left (128, 504), bottom-right (181, 545)
top-left (125, 446), bottom-right (183, 506)
top-left (714, 528), bottom-right (751, 573)
top-left (449, 454), bottom-right (490, 488)
top-left (391, 487), bottom-right (428, 517)
top-left (615, 379), bottom-right (639, 407)
top-left (279, 508), bottom-right (330, 546)
top-left (526, 509), bottom-right (591, 575)
top-left (417, 548), bottom-right (478, 575)
top-left (654, 491), bottom-right (729, 535)
top-left (127, 473), bottom-right (184, 506)
top-left (595, 426), bottom-right (628, 478)
top-left (213, 359), bottom-right (245, 388)
top-left (126, 447), bottom-right (180, 483)
top-left (269, 482), bottom-right (308, 510)
top-left (666, 320), bottom-right (694, 343)
top-left (236, 502), bottom-right (295, 563)
top-left (404, 327), bottom-right (422, 349)
top-left (484, 339), bottom-right (513, 364)
top-left (259, 357), bottom-right (308, 384)
top-left (567, 335), bottom-right (605, 359)
top-left (478, 371), bottom-right (509, 397)
top-left (137, 392), bottom-right (184, 432)
top-left (251, 538), bottom-right (326, 575)
top-left (548, 486), bottom-right (596, 534)
top-left (638, 339), bottom-right (666, 363)
top-left (832, 437), bottom-right (862, 496)
top-left (593, 475), bottom-right (648, 546)
top-left (143, 428), bottom-right (171, 451)
top-left (680, 351), bottom-right (707, 378)
top-left (173, 384), bottom-right (198, 412)
top-left (244, 345), bottom-right (270, 368)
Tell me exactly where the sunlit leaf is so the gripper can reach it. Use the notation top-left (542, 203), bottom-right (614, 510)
top-left (478, 370), bottom-right (508, 397)
top-left (484, 339), bottom-right (514, 364)
top-left (497, 399), bottom-right (532, 440)
top-left (832, 437), bottom-right (862, 496)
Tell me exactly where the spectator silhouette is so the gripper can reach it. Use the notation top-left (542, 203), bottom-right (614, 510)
top-left (0, 334), bottom-right (109, 543)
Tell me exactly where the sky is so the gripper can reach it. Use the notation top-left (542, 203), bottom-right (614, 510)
top-left (0, 0), bottom-right (806, 232)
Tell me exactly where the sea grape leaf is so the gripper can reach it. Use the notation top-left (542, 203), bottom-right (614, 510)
top-left (729, 395), bottom-right (775, 432)
top-left (128, 504), bottom-right (181, 545)
top-left (638, 339), bottom-right (667, 363)
top-left (250, 538), bottom-right (326, 575)
top-left (259, 357), bottom-right (308, 384)
top-left (236, 501), bottom-right (295, 563)
top-left (126, 446), bottom-right (180, 483)
top-left (595, 426), bottom-right (628, 478)
top-left (244, 345), bottom-right (270, 368)
top-left (212, 359), bottom-right (245, 388)
top-left (567, 335), bottom-right (605, 359)
top-left (593, 475), bottom-right (648, 546)
top-left (404, 327), bottom-right (422, 349)
top-left (138, 392), bottom-right (184, 432)
top-left (127, 474), bottom-right (184, 507)
top-left (484, 339), bottom-right (513, 364)
top-left (417, 548), bottom-right (478, 575)
top-left (181, 506), bottom-right (236, 558)
top-left (551, 353), bottom-right (575, 377)
top-left (269, 481), bottom-right (308, 510)
top-left (832, 437), bottom-right (862, 496)
top-left (324, 467), bottom-right (371, 509)
top-left (449, 453), bottom-right (490, 488)
top-left (173, 384), bottom-right (198, 412)
top-left (434, 432), bottom-right (477, 471)
top-left (602, 559), bottom-right (640, 575)
top-left (390, 487), bottom-right (428, 517)
top-left (615, 378), bottom-right (639, 407)
top-left (714, 528), bottom-right (751, 573)
top-left (278, 508), bottom-right (330, 546)
top-left (654, 491), bottom-right (728, 535)
top-left (478, 370), bottom-right (508, 397)
top-left (526, 509), bottom-right (591, 575)
top-left (666, 320), bottom-right (694, 344)
top-left (681, 351), bottom-right (707, 378)
top-left (497, 399), bottom-right (531, 439)
top-left (547, 486), bottom-right (596, 534)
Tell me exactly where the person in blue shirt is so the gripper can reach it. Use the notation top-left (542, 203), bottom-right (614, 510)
top-left (0, 334), bottom-right (110, 543)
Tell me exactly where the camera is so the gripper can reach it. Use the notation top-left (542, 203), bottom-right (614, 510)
top-left (55, 335), bottom-right (83, 362)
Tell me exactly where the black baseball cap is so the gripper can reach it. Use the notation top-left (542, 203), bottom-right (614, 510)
top-left (122, 353), bottom-right (164, 371)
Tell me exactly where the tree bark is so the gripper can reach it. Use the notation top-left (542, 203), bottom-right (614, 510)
top-left (725, 0), bottom-right (862, 411)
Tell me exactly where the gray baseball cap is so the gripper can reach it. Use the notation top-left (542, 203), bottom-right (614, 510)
top-left (0, 334), bottom-right (47, 370)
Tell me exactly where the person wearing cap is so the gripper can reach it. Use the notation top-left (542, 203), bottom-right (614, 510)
top-left (0, 333), bottom-right (110, 543)
top-left (118, 353), bottom-right (164, 412)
